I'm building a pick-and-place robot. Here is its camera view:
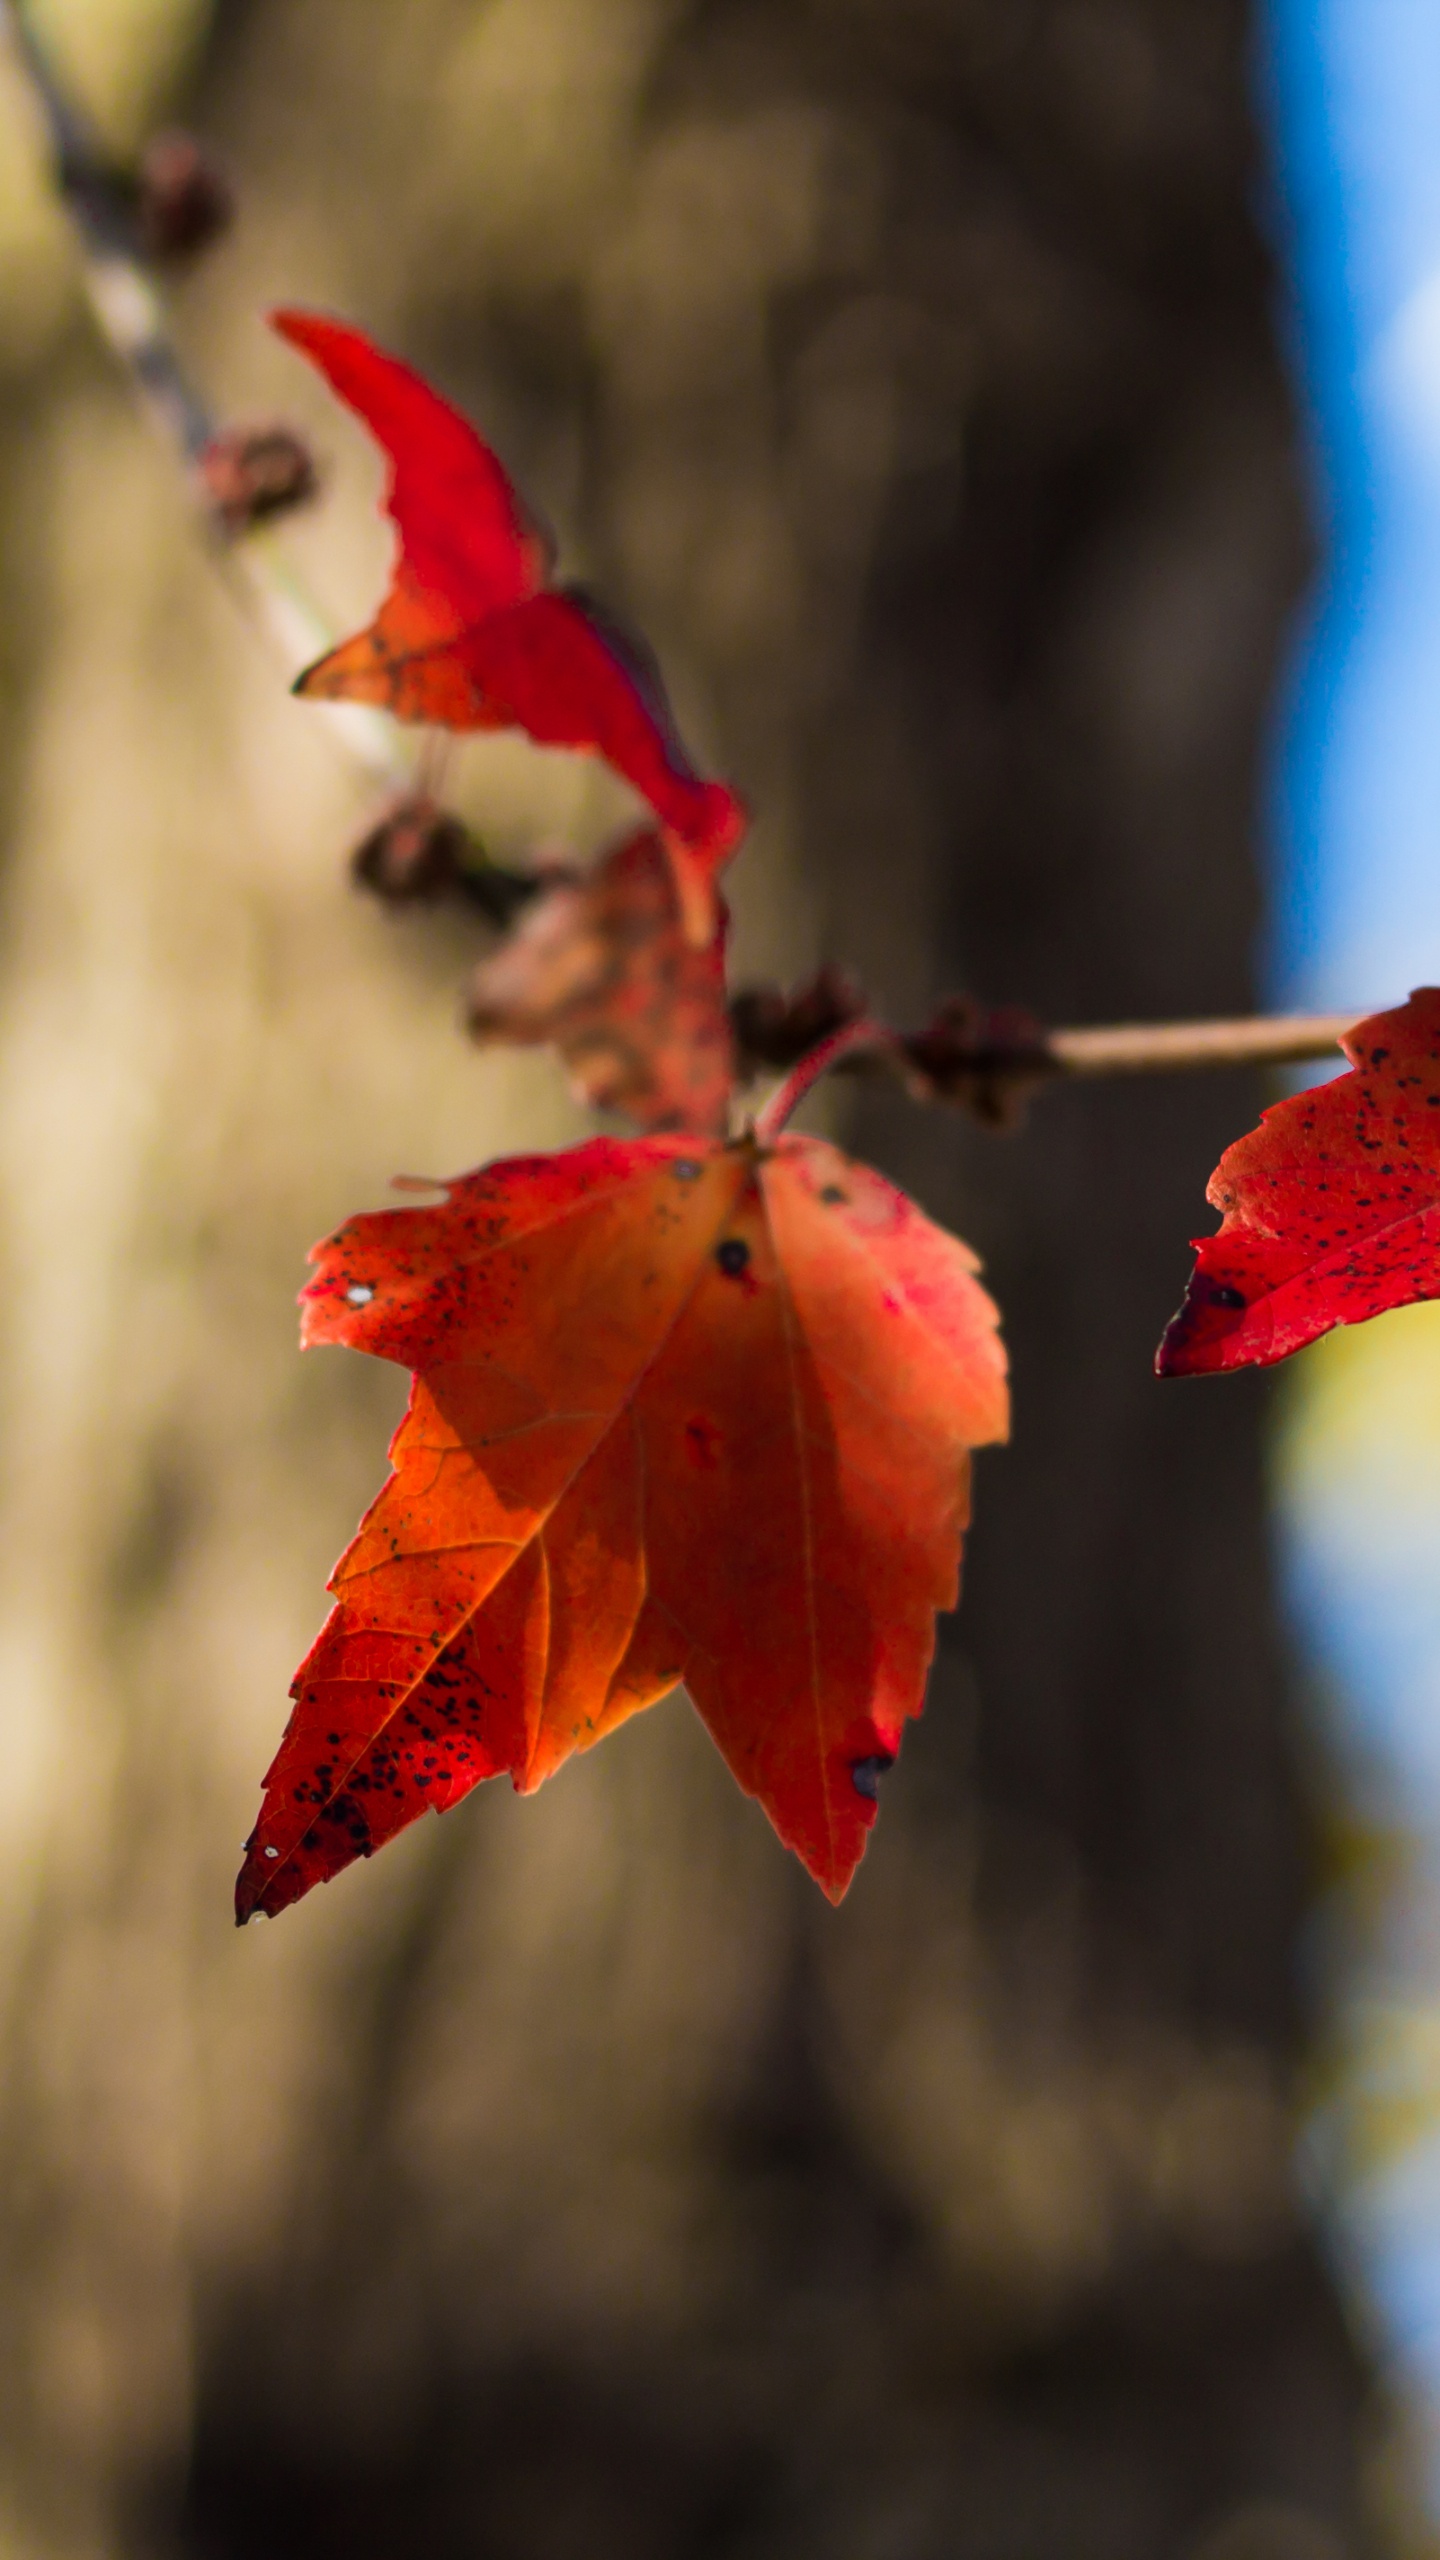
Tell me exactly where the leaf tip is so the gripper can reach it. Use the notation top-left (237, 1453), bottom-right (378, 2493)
top-left (268, 304), bottom-right (324, 352)
top-left (1153, 1327), bottom-right (1190, 1380)
top-left (291, 654), bottom-right (328, 699)
top-left (1154, 1262), bottom-right (1255, 1377)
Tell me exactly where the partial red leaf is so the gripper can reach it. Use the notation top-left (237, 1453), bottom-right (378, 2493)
top-left (271, 310), bottom-right (746, 933)
top-left (238, 1132), bottom-right (1008, 1920)
top-left (274, 308), bottom-right (546, 618)
top-left (1157, 988), bottom-right (1440, 1376)
top-left (465, 826), bottom-right (734, 1135)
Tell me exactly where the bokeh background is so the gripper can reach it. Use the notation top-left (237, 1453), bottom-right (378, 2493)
top-left (0, 2), bottom-right (1405, 2554)
top-left (1267, 0), bottom-right (1440, 2544)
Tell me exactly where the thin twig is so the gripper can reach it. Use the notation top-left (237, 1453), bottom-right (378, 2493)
top-left (0, 0), bottom-right (403, 784)
top-left (1044, 1012), bottom-right (1359, 1077)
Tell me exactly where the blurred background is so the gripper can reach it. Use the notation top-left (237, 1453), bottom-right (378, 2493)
top-left (0, 1), bottom-right (1408, 2554)
top-left (1267, 0), bottom-right (1440, 2547)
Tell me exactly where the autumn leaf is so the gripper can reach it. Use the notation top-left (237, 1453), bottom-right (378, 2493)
top-left (237, 1125), bottom-right (1007, 1920)
top-left (1157, 988), bottom-right (1440, 1376)
top-left (465, 825), bottom-right (734, 1135)
top-left (272, 310), bottom-right (746, 937)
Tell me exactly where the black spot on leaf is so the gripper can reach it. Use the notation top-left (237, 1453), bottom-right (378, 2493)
top-left (851, 1753), bottom-right (895, 1801)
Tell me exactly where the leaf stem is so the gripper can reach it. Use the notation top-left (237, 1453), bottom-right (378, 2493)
top-left (752, 1018), bottom-right (905, 1140)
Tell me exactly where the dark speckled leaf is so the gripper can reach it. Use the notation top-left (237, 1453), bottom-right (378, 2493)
top-left (1157, 988), bottom-right (1440, 1376)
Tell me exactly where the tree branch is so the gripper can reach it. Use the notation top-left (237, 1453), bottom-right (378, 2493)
top-left (732, 978), bottom-right (1363, 1126)
top-left (0, 0), bottom-right (1373, 1127)
top-left (1042, 1013), bottom-right (1360, 1076)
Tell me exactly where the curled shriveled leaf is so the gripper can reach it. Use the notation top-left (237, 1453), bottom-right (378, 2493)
top-left (731, 979), bottom-right (1052, 1128)
top-left (730, 966), bottom-right (868, 1073)
top-left (1158, 989), bottom-right (1440, 1376)
top-left (198, 425), bottom-right (317, 536)
top-left (466, 826), bottom-right (734, 1134)
top-left (349, 796), bottom-right (538, 925)
top-left (135, 130), bottom-right (234, 262)
top-left (271, 310), bottom-right (745, 937)
top-left (350, 796), bottom-right (475, 904)
top-left (237, 1130), bottom-right (1008, 1921)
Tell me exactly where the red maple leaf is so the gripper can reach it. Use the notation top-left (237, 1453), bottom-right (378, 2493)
top-left (238, 1125), bottom-right (1007, 1920)
top-left (1157, 988), bottom-right (1440, 1376)
top-left (272, 309), bottom-right (745, 937)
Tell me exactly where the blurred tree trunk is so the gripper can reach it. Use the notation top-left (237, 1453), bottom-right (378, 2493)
top-left (0, 3), bottom-right (1370, 2556)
